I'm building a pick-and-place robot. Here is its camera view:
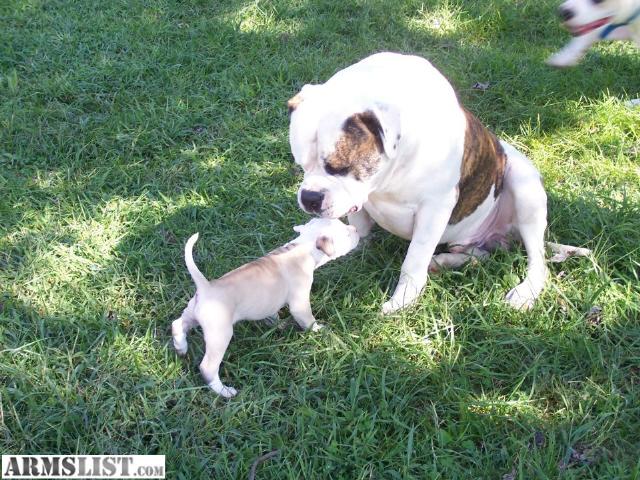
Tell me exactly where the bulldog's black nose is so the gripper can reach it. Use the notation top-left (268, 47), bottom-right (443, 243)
top-left (558, 6), bottom-right (574, 21)
top-left (300, 189), bottom-right (324, 213)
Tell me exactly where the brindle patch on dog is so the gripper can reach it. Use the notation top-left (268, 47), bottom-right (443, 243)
top-left (449, 109), bottom-right (506, 224)
top-left (324, 111), bottom-right (384, 180)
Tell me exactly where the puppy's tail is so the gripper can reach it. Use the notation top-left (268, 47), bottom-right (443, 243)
top-left (185, 233), bottom-right (209, 292)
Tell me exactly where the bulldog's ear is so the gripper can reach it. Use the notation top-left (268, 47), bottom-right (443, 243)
top-left (315, 235), bottom-right (335, 256)
top-left (293, 225), bottom-right (304, 233)
top-left (287, 94), bottom-right (303, 114)
top-left (358, 105), bottom-right (401, 160)
top-left (287, 84), bottom-right (321, 114)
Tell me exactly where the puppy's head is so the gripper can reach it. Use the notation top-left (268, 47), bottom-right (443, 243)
top-left (293, 218), bottom-right (360, 261)
top-left (288, 84), bottom-right (401, 219)
top-left (556, 0), bottom-right (624, 36)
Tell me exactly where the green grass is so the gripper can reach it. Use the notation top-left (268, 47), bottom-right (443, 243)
top-left (1, 0), bottom-right (639, 477)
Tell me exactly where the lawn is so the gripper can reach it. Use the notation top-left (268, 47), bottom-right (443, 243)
top-left (1, 0), bottom-right (639, 478)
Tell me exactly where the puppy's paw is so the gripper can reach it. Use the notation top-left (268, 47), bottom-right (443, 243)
top-left (209, 381), bottom-right (238, 398)
top-left (505, 284), bottom-right (537, 310)
top-left (546, 50), bottom-right (581, 68)
top-left (311, 322), bottom-right (325, 332)
top-left (219, 385), bottom-right (238, 398)
top-left (172, 334), bottom-right (188, 356)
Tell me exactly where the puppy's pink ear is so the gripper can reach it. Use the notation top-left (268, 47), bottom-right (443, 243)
top-left (293, 225), bottom-right (304, 233)
top-left (315, 236), bottom-right (335, 256)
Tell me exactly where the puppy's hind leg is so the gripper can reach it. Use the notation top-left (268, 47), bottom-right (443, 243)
top-left (172, 297), bottom-right (198, 355)
top-left (504, 152), bottom-right (549, 310)
top-left (198, 303), bottom-right (237, 398)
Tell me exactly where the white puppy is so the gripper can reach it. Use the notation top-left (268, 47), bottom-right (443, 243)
top-left (288, 52), bottom-right (590, 314)
top-left (548, 0), bottom-right (640, 67)
top-left (171, 218), bottom-right (359, 398)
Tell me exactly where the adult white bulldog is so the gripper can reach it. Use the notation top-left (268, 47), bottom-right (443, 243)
top-left (288, 52), bottom-right (588, 314)
top-left (548, 0), bottom-right (640, 67)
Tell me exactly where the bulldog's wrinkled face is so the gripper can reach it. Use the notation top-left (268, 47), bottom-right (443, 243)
top-left (557, 0), bottom-right (622, 36)
top-left (288, 86), bottom-right (399, 219)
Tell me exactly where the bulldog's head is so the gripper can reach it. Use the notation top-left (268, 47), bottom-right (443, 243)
top-left (288, 84), bottom-right (401, 219)
top-left (557, 0), bottom-right (625, 36)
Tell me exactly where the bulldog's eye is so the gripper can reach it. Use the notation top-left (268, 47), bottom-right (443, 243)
top-left (325, 163), bottom-right (350, 176)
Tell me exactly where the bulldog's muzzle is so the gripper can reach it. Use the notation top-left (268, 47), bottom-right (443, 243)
top-left (300, 189), bottom-right (325, 214)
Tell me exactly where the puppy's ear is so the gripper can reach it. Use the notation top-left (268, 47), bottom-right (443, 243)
top-left (358, 105), bottom-right (401, 160)
top-left (287, 84), bottom-right (321, 115)
top-left (315, 236), bottom-right (335, 256)
top-left (293, 225), bottom-right (304, 233)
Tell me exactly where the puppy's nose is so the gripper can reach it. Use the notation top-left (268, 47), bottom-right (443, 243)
top-left (300, 189), bottom-right (324, 213)
top-left (558, 6), bottom-right (574, 21)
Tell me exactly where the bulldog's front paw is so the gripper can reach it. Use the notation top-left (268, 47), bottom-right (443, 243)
top-left (546, 49), bottom-right (581, 68)
top-left (505, 283), bottom-right (537, 310)
top-left (311, 322), bottom-right (325, 332)
top-left (381, 298), bottom-right (403, 315)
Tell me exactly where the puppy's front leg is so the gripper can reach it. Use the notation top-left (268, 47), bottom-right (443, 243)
top-left (547, 30), bottom-right (600, 67)
top-left (348, 208), bottom-right (375, 238)
top-left (382, 194), bottom-right (457, 314)
top-left (289, 281), bottom-right (324, 332)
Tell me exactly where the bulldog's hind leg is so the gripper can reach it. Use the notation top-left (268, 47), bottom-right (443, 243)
top-left (547, 242), bottom-right (591, 262)
top-left (503, 152), bottom-right (549, 310)
top-left (428, 247), bottom-right (489, 273)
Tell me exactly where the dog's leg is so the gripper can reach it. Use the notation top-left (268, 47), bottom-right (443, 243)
top-left (348, 208), bottom-right (375, 238)
top-left (289, 282), bottom-right (323, 332)
top-left (382, 192), bottom-right (457, 314)
top-left (428, 247), bottom-right (489, 273)
top-left (172, 297), bottom-right (197, 355)
top-left (199, 315), bottom-right (236, 398)
top-left (504, 156), bottom-right (549, 310)
top-left (547, 30), bottom-right (601, 67)
top-left (547, 242), bottom-right (591, 262)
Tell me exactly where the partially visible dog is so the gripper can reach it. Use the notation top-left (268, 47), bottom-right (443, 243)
top-left (548, 0), bottom-right (640, 67)
top-left (171, 218), bottom-right (359, 398)
top-left (288, 52), bottom-right (591, 314)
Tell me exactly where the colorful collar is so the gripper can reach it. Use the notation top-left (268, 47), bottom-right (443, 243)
top-left (600, 6), bottom-right (640, 39)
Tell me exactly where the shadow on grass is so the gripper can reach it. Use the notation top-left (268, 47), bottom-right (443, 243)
top-left (2, 267), bottom-right (639, 477)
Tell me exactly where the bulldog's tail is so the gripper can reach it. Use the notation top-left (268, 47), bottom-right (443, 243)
top-left (546, 242), bottom-right (591, 263)
top-left (185, 233), bottom-right (209, 292)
